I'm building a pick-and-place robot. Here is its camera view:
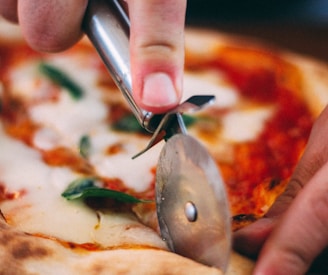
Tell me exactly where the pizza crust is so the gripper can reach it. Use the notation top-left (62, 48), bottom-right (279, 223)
top-left (0, 216), bottom-right (224, 275)
top-left (0, 215), bottom-right (256, 275)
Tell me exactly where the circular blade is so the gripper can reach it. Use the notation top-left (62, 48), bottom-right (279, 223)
top-left (156, 134), bottom-right (231, 272)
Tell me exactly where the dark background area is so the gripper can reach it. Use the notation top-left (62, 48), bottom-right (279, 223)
top-left (185, 0), bottom-right (328, 62)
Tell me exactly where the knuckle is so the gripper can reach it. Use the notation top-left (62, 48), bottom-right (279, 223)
top-left (272, 177), bottom-right (303, 207)
top-left (280, 245), bottom-right (312, 273)
top-left (310, 188), bottom-right (328, 238)
top-left (134, 40), bottom-right (183, 67)
top-left (133, 31), bottom-right (184, 60)
top-left (284, 177), bottom-right (304, 199)
top-left (141, 42), bottom-right (177, 58)
top-left (266, 178), bottom-right (303, 217)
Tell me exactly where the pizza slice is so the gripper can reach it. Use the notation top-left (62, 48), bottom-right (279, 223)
top-left (1, 19), bottom-right (328, 274)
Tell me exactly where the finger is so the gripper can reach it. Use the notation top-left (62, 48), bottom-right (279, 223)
top-left (127, 0), bottom-right (186, 113)
top-left (233, 218), bottom-right (275, 258)
top-left (17, 0), bottom-right (88, 52)
top-left (0, 0), bottom-right (18, 22)
top-left (254, 161), bottom-right (328, 275)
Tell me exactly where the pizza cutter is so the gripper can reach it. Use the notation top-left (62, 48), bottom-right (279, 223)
top-left (83, 0), bottom-right (232, 272)
top-left (154, 111), bottom-right (232, 272)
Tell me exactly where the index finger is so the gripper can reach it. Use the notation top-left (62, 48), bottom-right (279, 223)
top-left (0, 0), bottom-right (18, 22)
top-left (127, 0), bottom-right (186, 113)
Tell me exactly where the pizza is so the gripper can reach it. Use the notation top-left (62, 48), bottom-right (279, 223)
top-left (1, 18), bottom-right (328, 274)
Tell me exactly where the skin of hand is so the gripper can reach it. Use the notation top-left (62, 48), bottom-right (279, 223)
top-left (234, 105), bottom-right (328, 275)
top-left (0, 0), bottom-right (186, 114)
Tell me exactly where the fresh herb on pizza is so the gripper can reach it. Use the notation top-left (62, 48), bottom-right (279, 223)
top-left (39, 62), bottom-right (84, 100)
top-left (62, 177), bottom-right (150, 203)
top-left (78, 135), bottom-right (91, 158)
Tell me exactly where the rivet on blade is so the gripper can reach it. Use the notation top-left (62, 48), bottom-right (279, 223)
top-left (185, 201), bottom-right (197, 222)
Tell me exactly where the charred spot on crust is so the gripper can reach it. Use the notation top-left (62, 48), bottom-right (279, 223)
top-left (11, 240), bottom-right (50, 259)
top-left (0, 220), bottom-right (55, 274)
top-left (0, 221), bottom-right (53, 261)
top-left (268, 178), bottom-right (281, 190)
top-left (0, 229), bottom-right (15, 246)
top-left (233, 214), bottom-right (258, 222)
top-left (88, 263), bottom-right (106, 275)
top-left (232, 214), bottom-right (259, 231)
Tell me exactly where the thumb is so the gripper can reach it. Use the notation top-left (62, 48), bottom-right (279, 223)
top-left (127, 0), bottom-right (186, 113)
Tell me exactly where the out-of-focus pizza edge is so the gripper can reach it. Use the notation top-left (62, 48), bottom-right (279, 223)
top-left (185, 28), bottom-right (328, 117)
top-left (0, 215), bottom-right (224, 275)
top-left (1, 18), bottom-right (327, 118)
top-left (0, 213), bottom-right (256, 275)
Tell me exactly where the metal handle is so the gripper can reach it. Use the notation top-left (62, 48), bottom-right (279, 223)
top-left (83, 0), bottom-right (156, 132)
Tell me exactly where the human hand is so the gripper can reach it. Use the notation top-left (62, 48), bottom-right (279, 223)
top-left (234, 105), bottom-right (328, 274)
top-left (0, 0), bottom-right (186, 113)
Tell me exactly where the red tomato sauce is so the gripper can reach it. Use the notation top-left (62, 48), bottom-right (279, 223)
top-left (0, 184), bottom-right (26, 202)
top-left (191, 46), bottom-right (313, 215)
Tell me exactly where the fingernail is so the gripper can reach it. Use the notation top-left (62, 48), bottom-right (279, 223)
top-left (142, 72), bottom-right (178, 107)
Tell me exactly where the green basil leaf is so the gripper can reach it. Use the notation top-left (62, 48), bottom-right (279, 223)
top-left (62, 178), bottom-right (95, 200)
top-left (112, 113), bottom-right (197, 134)
top-left (79, 135), bottom-right (91, 158)
top-left (163, 114), bottom-right (199, 141)
top-left (112, 114), bottom-right (147, 133)
top-left (62, 178), bottom-right (149, 203)
top-left (181, 114), bottom-right (198, 127)
top-left (39, 62), bottom-right (84, 100)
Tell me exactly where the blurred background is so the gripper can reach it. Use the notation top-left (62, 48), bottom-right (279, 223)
top-left (186, 0), bottom-right (328, 62)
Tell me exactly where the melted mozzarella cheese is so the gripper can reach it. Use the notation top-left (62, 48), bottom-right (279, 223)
top-left (183, 70), bottom-right (275, 145)
top-left (89, 129), bottom-right (163, 192)
top-left (0, 123), bottom-right (165, 248)
top-left (0, 45), bottom-right (275, 250)
top-left (1, 54), bottom-right (166, 248)
top-left (33, 127), bottom-right (64, 150)
top-left (30, 92), bottom-right (107, 147)
top-left (0, 124), bottom-right (58, 190)
top-left (183, 71), bottom-right (239, 109)
top-left (221, 107), bottom-right (274, 143)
